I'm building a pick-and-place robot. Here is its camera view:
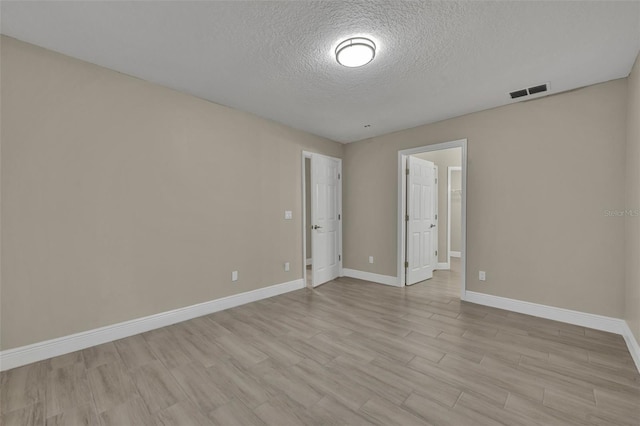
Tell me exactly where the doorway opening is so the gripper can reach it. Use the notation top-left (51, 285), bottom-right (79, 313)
top-left (302, 151), bottom-right (343, 288)
top-left (397, 139), bottom-right (467, 299)
top-left (448, 166), bottom-right (462, 265)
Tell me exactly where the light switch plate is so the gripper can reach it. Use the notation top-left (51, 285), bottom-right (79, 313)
top-left (284, 262), bottom-right (290, 272)
top-left (284, 210), bottom-right (293, 220)
top-left (479, 271), bottom-right (486, 281)
top-left (232, 271), bottom-right (238, 281)
top-left (369, 256), bottom-right (374, 264)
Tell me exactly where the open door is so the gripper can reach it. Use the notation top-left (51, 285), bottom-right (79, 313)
top-left (311, 153), bottom-right (341, 287)
top-left (406, 156), bottom-right (438, 285)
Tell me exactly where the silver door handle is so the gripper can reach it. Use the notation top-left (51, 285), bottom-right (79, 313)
top-left (312, 225), bottom-right (322, 230)
top-left (430, 224), bottom-right (436, 228)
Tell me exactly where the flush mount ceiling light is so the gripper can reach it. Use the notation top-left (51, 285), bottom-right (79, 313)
top-left (335, 37), bottom-right (376, 68)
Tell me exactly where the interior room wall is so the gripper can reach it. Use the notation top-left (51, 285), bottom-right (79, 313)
top-left (343, 79), bottom-right (627, 318)
top-left (0, 36), bottom-right (343, 350)
top-left (625, 51), bottom-right (640, 342)
top-left (413, 147), bottom-right (461, 264)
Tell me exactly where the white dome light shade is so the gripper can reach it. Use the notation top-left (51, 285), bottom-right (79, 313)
top-left (335, 38), bottom-right (376, 68)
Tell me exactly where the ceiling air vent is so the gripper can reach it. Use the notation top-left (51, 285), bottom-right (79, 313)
top-left (528, 83), bottom-right (548, 95)
top-left (509, 89), bottom-right (528, 99)
top-left (509, 83), bottom-right (550, 100)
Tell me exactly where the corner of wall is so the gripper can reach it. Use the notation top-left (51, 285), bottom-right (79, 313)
top-left (625, 50), bottom-right (640, 346)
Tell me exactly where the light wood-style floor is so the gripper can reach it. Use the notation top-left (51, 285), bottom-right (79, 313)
top-left (2, 260), bottom-right (639, 425)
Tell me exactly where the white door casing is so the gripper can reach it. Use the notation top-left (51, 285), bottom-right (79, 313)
top-left (397, 139), bottom-right (467, 294)
top-left (406, 156), bottom-right (438, 285)
top-left (311, 154), bottom-right (341, 287)
top-left (433, 164), bottom-right (439, 269)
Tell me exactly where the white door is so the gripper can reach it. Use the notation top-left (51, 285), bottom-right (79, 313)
top-left (406, 156), bottom-right (438, 285)
top-left (311, 154), bottom-right (341, 287)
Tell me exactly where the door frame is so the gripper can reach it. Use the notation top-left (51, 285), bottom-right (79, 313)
top-left (397, 139), bottom-right (467, 299)
top-left (302, 151), bottom-right (343, 288)
top-left (448, 166), bottom-right (462, 265)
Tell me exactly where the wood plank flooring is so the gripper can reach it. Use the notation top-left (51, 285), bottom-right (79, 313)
top-left (2, 260), bottom-right (639, 425)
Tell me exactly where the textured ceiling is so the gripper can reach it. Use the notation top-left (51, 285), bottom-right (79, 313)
top-left (2, 1), bottom-right (639, 143)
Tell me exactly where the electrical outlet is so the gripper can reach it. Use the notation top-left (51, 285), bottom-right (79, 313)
top-left (232, 270), bottom-right (238, 281)
top-left (369, 256), bottom-right (374, 264)
top-left (479, 271), bottom-right (486, 281)
top-left (284, 262), bottom-right (290, 272)
top-left (284, 210), bottom-right (292, 220)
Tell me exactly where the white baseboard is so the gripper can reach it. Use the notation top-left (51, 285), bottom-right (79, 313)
top-left (621, 322), bottom-right (640, 373)
top-left (306, 258), bottom-right (312, 266)
top-left (464, 291), bottom-right (624, 333)
top-left (342, 268), bottom-right (399, 287)
top-left (465, 290), bottom-right (640, 373)
top-left (449, 251), bottom-right (461, 258)
top-left (0, 279), bottom-right (305, 372)
top-left (436, 262), bottom-right (450, 270)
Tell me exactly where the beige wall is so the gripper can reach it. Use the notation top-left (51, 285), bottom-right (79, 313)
top-left (1, 34), bottom-right (636, 351)
top-left (625, 52), bottom-right (640, 343)
top-left (413, 147), bottom-right (461, 263)
top-left (344, 79), bottom-right (627, 318)
top-left (0, 37), bottom-right (343, 350)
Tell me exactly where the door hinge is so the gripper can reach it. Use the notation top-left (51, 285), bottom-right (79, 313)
top-left (435, 177), bottom-right (438, 184)
top-left (406, 168), bottom-right (410, 175)
top-left (405, 214), bottom-right (409, 222)
top-left (435, 250), bottom-right (438, 256)
top-left (338, 173), bottom-right (341, 179)
top-left (339, 254), bottom-right (341, 261)
top-left (338, 213), bottom-right (341, 220)
top-left (435, 214), bottom-right (438, 220)
top-left (404, 261), bottom-right (409, 268)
